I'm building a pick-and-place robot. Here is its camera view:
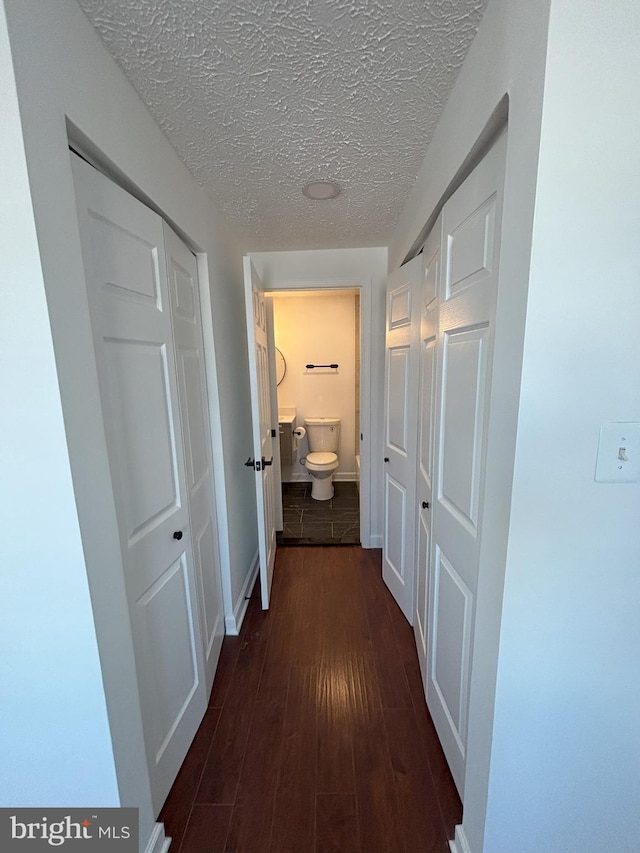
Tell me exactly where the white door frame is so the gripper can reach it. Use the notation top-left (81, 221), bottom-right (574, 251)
top-left (256, 277), bottom-right (374, 547)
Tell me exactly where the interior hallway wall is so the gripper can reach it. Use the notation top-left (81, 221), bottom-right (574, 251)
top-left (273, 292), bottom-right (357, 481)
top-left (483, 2), bottom-right (640, 851)
top-left (390, 0), bottom-right (551, 850)
top-left (0, 0), bottom-right (255, 844)
top-left (392, 0), bottom-right (640, 851)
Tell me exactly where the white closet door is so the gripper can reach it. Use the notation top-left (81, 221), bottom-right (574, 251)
top-left (427, 134), bottom-right (506, 797)
top-left (72, 155), bottom-right (207, 813)
top-left (414, 216), bottom-right (442, 686)
top-left (164, 224), bottom-right (224, 691)
top-left (382, 255), bottom-right (422, 623)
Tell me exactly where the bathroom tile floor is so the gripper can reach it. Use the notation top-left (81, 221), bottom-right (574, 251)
top-left (277, 481), bottom-right (360, 545)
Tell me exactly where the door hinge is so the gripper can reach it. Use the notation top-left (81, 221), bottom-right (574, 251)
top-left (271, 428), bottom-right (277, 438)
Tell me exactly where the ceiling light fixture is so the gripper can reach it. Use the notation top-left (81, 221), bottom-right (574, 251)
top-left (302, 180), bottom-right (341, 200)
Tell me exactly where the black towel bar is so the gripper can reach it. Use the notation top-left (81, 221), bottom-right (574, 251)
top-left (305, 363), bottom-right (339, 369)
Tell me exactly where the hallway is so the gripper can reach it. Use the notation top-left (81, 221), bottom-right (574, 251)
top-left (160, 546), bottom-right (461, 852)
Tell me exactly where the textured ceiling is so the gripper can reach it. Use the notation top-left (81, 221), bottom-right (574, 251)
top-left (77, 0), bottom-right (488, 250)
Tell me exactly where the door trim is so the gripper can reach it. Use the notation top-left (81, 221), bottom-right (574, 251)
top-left (251, 276), bottom-right (374, 548)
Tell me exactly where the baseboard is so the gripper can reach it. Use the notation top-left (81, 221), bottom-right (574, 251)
top-left (283, 472), bottom-right (356, 483)
top-left (144, 822), bottom-right (171, 853)
top-left (287, 471), bottom-right (310, 482)
top-left (368, 534), bottom-right (383, 548)
top-left (225, 550), bottom-right (259, 636)
top-left (449, 824), bottom-right (471, 853)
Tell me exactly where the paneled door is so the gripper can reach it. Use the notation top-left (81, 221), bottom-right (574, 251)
top-left (382, 255), bottom-right (422, 623)
top-left (427, 134), bottom-right (506, 797)
top-left (414, 216), bottom-right (442, 685)
top-left (72, 155), bottom-right (207, 813)
top-left (243, 257), bottom-right (276, 609)
top-left (164, 224), bottom-right (224, 690)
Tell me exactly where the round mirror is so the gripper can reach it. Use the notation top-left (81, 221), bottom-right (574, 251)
top-left (275, 347), bottom-right (286, 386)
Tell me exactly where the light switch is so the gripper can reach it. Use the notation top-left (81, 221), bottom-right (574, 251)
top-left (595, 423), bottom-right (640, 483)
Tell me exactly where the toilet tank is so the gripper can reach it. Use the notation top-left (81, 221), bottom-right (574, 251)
top-left (304, 417), bottom-right (340, 452)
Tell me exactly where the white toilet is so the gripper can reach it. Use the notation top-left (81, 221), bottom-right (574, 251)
top-left (303, 417), bottom-right (340, 500)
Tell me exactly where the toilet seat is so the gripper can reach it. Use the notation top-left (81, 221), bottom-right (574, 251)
top-left (305, 451), bottom-right (338, 470)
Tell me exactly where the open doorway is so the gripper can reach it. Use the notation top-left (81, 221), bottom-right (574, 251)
top-left (270, 288), bottom-right (361, 545)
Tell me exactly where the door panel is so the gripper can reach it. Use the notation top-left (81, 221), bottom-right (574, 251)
top-left (431, 548), bottom-right (473, 755)
top-left (178, 349), bottom-right (209, 491)
top-left (103, 341), bottom-right (179, 545)
top-left (389, 283), bottom-right (412, 327)
top-left (194, 519), bottom-right (220, 651)
top-left (383, 256), bottom-right (422, 622)
top-left (415, 509), bottom-right (431, 680)
top-left (446, 196), bottom-right (496, 298)
top-left (387, 347), bottom-right (410, 453)
top-left (384, 476), bottom-right (406, 584)
top-left (439, 326), bottom-right (489, 531)
top-left (135, 555), bottom-right (200, 760)
top-left (426, 134), bottom-right (506, 798)
top-left (243, 257), bottom-right (276, 609)
top-left (72, 154), bottom-right (208, 813)
top-left (165, 224), bottom-right (224, 686)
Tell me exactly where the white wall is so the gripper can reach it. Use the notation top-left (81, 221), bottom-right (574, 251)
top-left (389, 0), bottom-right (551, 850)
top-left (392, 1), bottom-right (640, 851)
top-left (1, 0), bottom-right (255, 846)
top-left (251, 248), bottom-right (387, 547)
top-left (484, 2), bottom-right (640, 851)
top-left (273, 292), bottom-right (357, 480)
top-left (0, 3), bottom-right (119, 809)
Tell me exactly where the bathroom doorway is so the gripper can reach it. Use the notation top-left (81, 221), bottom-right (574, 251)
top-left (270, 288), bottom-right (361, 545)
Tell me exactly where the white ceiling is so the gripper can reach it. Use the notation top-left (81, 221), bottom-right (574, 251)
top-left (77, 0), bottom-right (488, 251)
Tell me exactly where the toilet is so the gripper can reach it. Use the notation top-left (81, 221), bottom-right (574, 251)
top-left (303, 417), bottom-right (340, 500)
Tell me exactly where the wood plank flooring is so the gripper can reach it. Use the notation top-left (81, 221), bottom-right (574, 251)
top-left (159, 546), bottom-right (461, 853)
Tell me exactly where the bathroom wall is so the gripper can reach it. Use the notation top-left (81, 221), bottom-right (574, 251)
top-left (273, 291), bottom-right (357, 482)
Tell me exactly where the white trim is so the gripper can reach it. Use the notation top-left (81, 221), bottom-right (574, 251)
top-left (449, 824), bottom-right (471, 853)
top-left (225, 550), bottom-right (259, 635)
top-left (368, 534), bottom-right (383, 549)
top-left (144, 822), bottom-right (171, 853)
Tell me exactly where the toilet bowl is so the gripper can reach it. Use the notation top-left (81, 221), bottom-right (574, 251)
top-left (302, 417), bottom-right (340, 500)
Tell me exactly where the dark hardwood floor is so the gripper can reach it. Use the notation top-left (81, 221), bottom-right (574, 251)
top-left (160, 546), bottom-right (461, 853)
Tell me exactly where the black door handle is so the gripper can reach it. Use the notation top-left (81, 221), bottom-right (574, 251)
top-left (262, 456), bottom-right (273, 467)
top-left (173, 531), bottom-right (183, 540)
top-left (384, 457), bottom-right (389, 462)
top-left (244, 457), bottom-right (256, 469)
top-left (421, 501), bottom-right (430, 509)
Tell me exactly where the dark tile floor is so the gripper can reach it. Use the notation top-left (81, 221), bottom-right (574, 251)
top-left (277, 481), bottom-right (360, 545)
top-left (159, 546), bottom-right (461, 853)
